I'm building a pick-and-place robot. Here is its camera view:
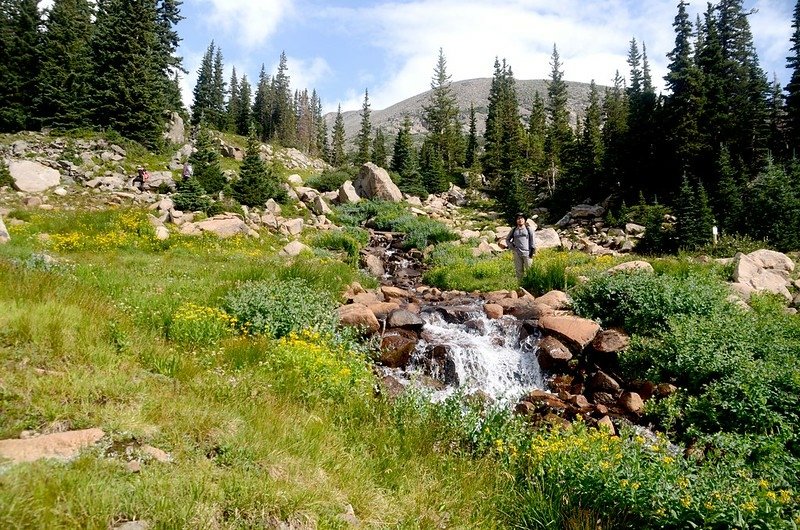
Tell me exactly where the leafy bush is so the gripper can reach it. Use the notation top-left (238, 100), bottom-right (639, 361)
top-left (424, 243), bottom-right (516, 292)
top-left (335, 200), bottom-right (457, 249)
top-left (167, 302), bottom-right (236, 347)
top-left (522, 251), bottom-right (582, 295)
top-left (223, 279), bottom-right (338, 338)
top-left (571, 270), bottom-right (729, 335)
top-left (697, 233), bottom-right (770, 258)
top-left (310, 228), bottom-right (368, 267)
top-left (305, 168), bottom-right (356, 192)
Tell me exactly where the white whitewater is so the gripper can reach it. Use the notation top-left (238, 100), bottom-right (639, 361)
top-left (404, 307), bottom-right (544, 403)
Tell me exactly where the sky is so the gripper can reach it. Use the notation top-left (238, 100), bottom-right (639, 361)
top-left (57, 0), bottom-right (800, 114)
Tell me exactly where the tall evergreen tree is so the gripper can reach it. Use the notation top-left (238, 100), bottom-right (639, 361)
top-left (573, 80), bottom-right (604, 202)
top-left (225, 67), bottom-right (240, 133)
top-left (465, 102), bottom-right (478, 169)
top-left (191, 42), bottom-right (215, 126)
top-left (372, 128), bottom-right (387, 167)
top-left (355, 89), bottom-right (372, 164)
top-left (188, 125), bottom-right (225, 195)
top-left (235, 74), bottom-right (252, 136)
top-left (766, 75), bottom-right (788, 159)
top-left (154, 0), bottom-right (185, 113)
top-left (251, 65), bottom-right (271, 140)
top-left (211, 47), bottom-right (226, 130)
top-left (544, 45), bottom-right (573, 195)
top-left (787, 0), bottom-right (800, 155)
top-left (392, 116), bottom-right (425, 196)
top-left (330, 105), bottom-right (346, 167)
top-left (35, 0), bottom-right (93, 129)
top-left (422, 48), bottom-right (463, 171)
top-left (89, 0), bottom-right (165, 147)
top-left (271, 51), bottom-right (296, 145)
top-left (0, 0), bottom-right (41, 131)
top-left (483, 58), bottom-right (524, 183)
top-left (601, 71), bottom-right (629, 194)
top-left (419, 138), bottom-right (448, 194)
top-left (526, 91), bottom-right (547, 188)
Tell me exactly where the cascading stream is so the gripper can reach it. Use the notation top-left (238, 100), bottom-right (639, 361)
top-left (391, 306), bottom-right (544, 403)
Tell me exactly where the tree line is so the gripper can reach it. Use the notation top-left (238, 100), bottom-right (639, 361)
top-left (0, 0), bottom-right (184, 148)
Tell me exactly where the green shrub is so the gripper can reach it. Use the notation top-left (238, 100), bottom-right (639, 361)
top-left (172, 177), bottom-right (212, 213)
top-left (522, 251), bottom-right (581, 295)
top-left (223, 279), bottom-right (337, 338)
top-left (305, 168), bottom-right (356, 192)
top-left (697, 233), bottom-right (771, 258)
top-left (571, 270), bottom-right (729, 335)
top-left (167, 302), bottom-right (236, 348)
top-left (0, 159), bottom-right (13, 188)
top-left (310, 228), bottom-right (368, 267)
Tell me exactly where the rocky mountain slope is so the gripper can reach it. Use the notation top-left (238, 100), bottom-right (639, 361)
top-left (326, 78), bottom-right (600, 142)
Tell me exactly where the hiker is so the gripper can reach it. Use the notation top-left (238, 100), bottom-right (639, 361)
top-left (182, 161), bottom-right (193, 180)
top-left (133, 166), bottom-right (149, 191)
top-left (507, 212), bottom-right (537, 282)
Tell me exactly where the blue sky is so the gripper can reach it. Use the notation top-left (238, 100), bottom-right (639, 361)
top-left (115, 1), bottom-right (800, 113)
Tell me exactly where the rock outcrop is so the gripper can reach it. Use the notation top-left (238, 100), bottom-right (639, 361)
top-left (8, 160), bottom-right (61, 192)
top-left (353, 163), bottom-right (402, 202)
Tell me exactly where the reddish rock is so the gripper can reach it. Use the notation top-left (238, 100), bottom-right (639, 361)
top-left (568, 394), bottom-right (591, 408)
top-left (538, 315), bottom-right (601, 353)
top-left (536, 335), bottom-right (573, 371)
top-left (381, 285), bottom-right (411, 301)
top-left (380, 329), bottom-right (418, 368)
top-left (484, 303), bottom-right (503, 319)
top-left (386, 309), bottom-right (424, 330)
top-left (515, 401), bottom-right (535, 416)
top-left (353, 292), bottom-right (380, 306)
top-left (484, 290), bottom-right (512, 304)
top-left (589, 370), bottom-right (622, 394)
top-left (0, 428), bottom-right (105, 463)
top-left (597, 416), bottom-right (616, 435)
top-left (594, 404), bottom-right (609, 415)
top-left (591, 329), bottom-right (630, 353)
top-left (592, 392), bottom-right (617, 406)
top-left (535, 290), bottom-right (573, 311)
top-left (405, 303), bottom-right (421, 314)
top-left (619, 392), bottom-right (645, 414)
top-left (337, 303), bottom-right (380, 335)
top-left (368, 302), bottom-right (400, 320)
top-left (525, 390), bottom-right (568, 410)
top-left (657, 383), bottom-right (678, 397)
top-left (497, 298), bottom-right (553, 320)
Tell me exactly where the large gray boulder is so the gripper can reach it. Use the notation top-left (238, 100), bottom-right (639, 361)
top-left (338, 180), bottom-right (361, 204)
top-left (163, 111), bottom-right (185, 145)
top-left (0, 216), bottom-right (9, 244)
top-left (143, 171), bottom-right (176, 191)
top-left (8, 160), bottom-right (61, 192)
top-left (182, 214), bottom-right (250, 238)
top-left (354, 163), bottom-right (402, 202)
top-left (733, 250), bottom-right (794, 301)
top-left (534, 228), bottom-right (561, 249)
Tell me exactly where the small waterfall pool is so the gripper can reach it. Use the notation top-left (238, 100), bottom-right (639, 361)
top-left (384, 305), bottom-right (545, 403)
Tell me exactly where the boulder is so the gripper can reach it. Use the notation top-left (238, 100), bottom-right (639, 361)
top-left (338, 303), bottom-right (380, 335)
top-left (591, 329), bottom-right (630, 354)
top-left (381, 285), bottom-right (410, 301)
top-left (311, 195), bottom-right (333, 216)
top-left (0, 216), bottom-right (9, 244)
top-left (535, 290), bottom-right (572, 311)
top-left (287, 174), bottom-right (303, 186)
top-left (338, 180), bottom-right (361, 203)
top-left (538, 315), bottom-right (601, 353)
top-left (193, 215), bottom-right (250, 238)
top-left (362, 253), bottom-right (385, 277)
top-left (353, 163), bottom-right (402, 202)
top-left (85, 175), bottom-right (125, 190)
top-left (143, 171), bottom-right (175, 191)
top-left (386, 309), bottom-right (424, 330)
top-left (0, 428), bottom-right (105, 463)
top-left (280, 218), bottom-right (304, 236)
top-left (280, 240), bottom-right (311, 257)
top-left (746, 249), bottom-right (795, 273)
top-left (499, 299), bottom-right (552, 320)
top-left (367, 302), bottom-right (400, 320)
top-left (380, 329), bottom-right (418, 367)
top-left (733, 252), bottom-right (793, 301)
top-left (163, 111), bottom-right (185, 145)
top-left (536, 335), bottom-right (573, 371)
top-left (154, 226), bottom-right (169, 241)
top-left (265, 198), bottom-right (282, 215)
top-left (8, 160), bottom-right (61, 192)
top-left (596, 416), bottom-right (616, 435)
top-left (589, 370), bottom-right (621, 395)
top-left (619, 392), bottom-right (645, 414)
top-left (534, 228), bottom-right (561, 249)
top-left (625, 223), bottom-right (646, 235)
top-left (570, 204), bottom-right (605, 218)
top-left (484, 303), bottom-right (503, 319)
top-left (607, 260), bottom-right (654, 274)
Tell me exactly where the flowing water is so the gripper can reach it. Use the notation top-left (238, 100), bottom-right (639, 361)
top-left (388, 304), bottom-right (545, 403)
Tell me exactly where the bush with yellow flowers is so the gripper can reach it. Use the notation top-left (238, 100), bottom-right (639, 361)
top-left (167, 302), bottom-right (237, 348)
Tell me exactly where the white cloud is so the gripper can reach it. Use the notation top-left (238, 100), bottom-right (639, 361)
top-left (286, 56), bottom-right (333, 94)
top-left (320, 0), bottom-right (792, 111)
top-left (197, 0), bottom-right (294, 48)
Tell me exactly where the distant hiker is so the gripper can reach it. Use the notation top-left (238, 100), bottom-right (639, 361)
top-left (182, 161), bottom-right (193, 180)
top-left (507, 212), bottom-right (536, 282)
top-left (133, 166), bottom-right (149, 191)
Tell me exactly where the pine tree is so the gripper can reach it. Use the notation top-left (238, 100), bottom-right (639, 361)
top-left (574, 81), bottom-right (604, 202)
top-left (392, 116), bottom-right (425, 196)
top-left (189, 125), bottom-right (225, 195)
top-left (355, 89), bottom-right (372, 164)
top-left (312, 91), bottom-right (328, 159)
top-left (526, 91), bottom-right (547, 186)
top-left (211, 47), bottom-right (226, 130)
top-left (251, 65), bottom-right (271, 140)
top-left (35, 0), bottom-right (93, 129)
top-left (422, 48), bottom-right (463, 171)
top-left (236, 74), bottom-right (252, 136)
top-left (173, 173), bottom-right (211, 212)
top-left (225, 67), bottom-right (239, 133)
top-left (713, 146), bottom-right (744, 233)
top-left (766, 75), bottom-right (787, 159)
top-left (483, 58), bottom-right (524, 185)
top-left (787, 0), bottom-right (800, 155)
top-left (330, 105), bottom-right (346, 167)
top-left (0, 0), bottom-right (42, 131)
top-left (271, 51), bottom-right (296, 145)
top-left (372, 128), bottom-right (387, 167)
top-left (601, 71), bottom-right (629, 194)
top-left (154, 0), bottom-right (185, 113)
top-left (89, 0), bottom-right (166, 147)
top-left (232, 130), bottom-right (286, 207)
top-left (419, 138), bottom-right (448, 194)
top-left (465, 102), bottom-right (478, 169)
top-left (544, 45), bottom-right (573, 196)
top-left (296, 89), bottom-right (313, 152)
top-left (191, 42), bottom-right (215, 126)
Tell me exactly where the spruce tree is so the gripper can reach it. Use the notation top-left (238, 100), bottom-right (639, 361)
top-left (355, 89), bottom-right (372, 164)
top-left (766, 75), bottom-right (787, 159)
top-left (330, 105), bottom-right (346, 167)
top-left (232, 130), bottom-right (286, 207)
top-left (89, 0), bottom-right (165, 148)
top-left (526, 91), bottom-right (547, 187)
top-left (36, 0), bottom-right (93, 129)
top-left (271, 51), bottom-right (295, 145)
top-left (372, 128), bottom-right (387, 167)
top-left (0, 0), bottom-right (41, 131)
top-left (422, 48), bottom-right (463, 171)
top-left (392, 116), bottom-right (425, 196)
top-left (483, 58), bottom-right (524, 186)
top-left (154, 0), bottom-right (185, 114)
top-left (419, 138), bottom-right (448, 194)
top-left (574, 81), bottom-right (603, 202)
top-left (211, 47), bottom-right (226, 130)
top-left (173, 174), bottom-right (211, 212)
top-left (465, 102), bottom-right (478, 169)
top-left (251, 65), bottom-right (271, 140)
top-left (236, 74), bottom-right (252, 136)
top-left (312, 92), bottom-right (328, 159)
top-left (601, 71), bottom-right (629, 195)
top-left (191, 42), bottom-right (215, 126)
top-left (226, 67), bottom-right (240, 133)
top-left (787, 0), bottom-right (800, 155)
top-left (189, 125), bottom-right (225, 195)
top-left (544, 45), bottom-right (573, 195)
